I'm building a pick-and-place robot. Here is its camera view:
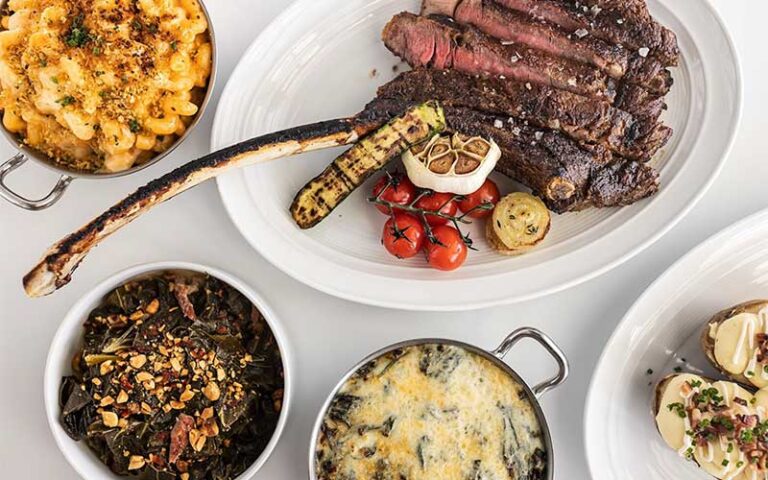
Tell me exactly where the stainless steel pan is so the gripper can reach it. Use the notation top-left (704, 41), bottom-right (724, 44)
top-left (308, 327), bottom-right (569, 480)
top-left (0, 0), bottom-right (218, 210)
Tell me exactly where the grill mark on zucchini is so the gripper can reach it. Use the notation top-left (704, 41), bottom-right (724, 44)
top-left (291, 102), bottom-right (447, 229)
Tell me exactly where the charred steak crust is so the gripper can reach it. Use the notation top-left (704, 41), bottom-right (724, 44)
top-left (443, 107), bottom-right (659, 212)
top-left (382, 12), bottom-right (617, 101)
top-left (376, 69), bottom-right (670, 161)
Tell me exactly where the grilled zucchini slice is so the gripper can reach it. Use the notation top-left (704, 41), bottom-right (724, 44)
top-left (291, 101), bottom-right (446, 229)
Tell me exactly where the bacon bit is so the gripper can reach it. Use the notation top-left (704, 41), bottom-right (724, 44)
top-left (735, 397), bottom-right (749, 407)
top-left (172, 284), bottom-right (197, 320)
top-left (169, 413), bottom-right (195, 464)
top-left (681, 382), bottom-right (693, 395)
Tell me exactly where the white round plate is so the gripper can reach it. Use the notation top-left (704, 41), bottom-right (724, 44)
top-left (213, 0), bottom-right (740, 311)
top-left (584, 208), bottom-right (768, 479)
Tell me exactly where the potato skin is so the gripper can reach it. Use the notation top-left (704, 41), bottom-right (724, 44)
top-left (700, 300), bottom-right (768, 388)
top-left (652, 374), bottom-right (676, 418)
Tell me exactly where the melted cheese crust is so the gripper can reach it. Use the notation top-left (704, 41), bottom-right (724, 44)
top-left (316, 344), bottom-right (546, 480)
top-left (0, 0), bottom-right (212, 172)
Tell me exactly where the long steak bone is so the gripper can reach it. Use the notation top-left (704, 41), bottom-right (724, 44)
top-left (422, 0), bottom-right (672, 94)
top-left (383, 12), bottom-right (617, 101)
top-left (377, 69), bottom-right (671, 161)
top-left (22, 116), bottom-right (385, 297)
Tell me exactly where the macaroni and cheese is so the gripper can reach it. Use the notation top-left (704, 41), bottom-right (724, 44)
top-left (0, 0), bottom-right (212, 173)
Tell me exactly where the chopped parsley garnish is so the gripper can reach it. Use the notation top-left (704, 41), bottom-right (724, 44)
top-left (688, 379), bottom-right (702, 388)
top-left (673, 366), bottom-right (682, 373)
top-left (170, 40), bottom-right (178, 51)
top-left (128, 119), bottom-right (141, 133)
top-left (65, 15), bottom-right (91, 48)
top-left (646, 368), bottom-right (653, 375)
top-left (737, 461), bottom-right (745, 467)
top-left (727, 443), bottom-right (734, 453)
top-left (722, 459), bottom-right (729, 467)
top-left (57, 96), bottom-right (76, 107)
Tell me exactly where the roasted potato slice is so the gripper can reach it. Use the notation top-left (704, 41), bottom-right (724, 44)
top-left (701, 300), bottom-right (768, 388)
top-left (486, 192), bottom-right (551, 256)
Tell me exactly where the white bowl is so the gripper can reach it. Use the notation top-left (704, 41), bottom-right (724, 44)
top-left (44, 261), bottom-right (293, 480)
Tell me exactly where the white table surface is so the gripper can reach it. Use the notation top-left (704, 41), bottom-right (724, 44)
top-left (0, 1), bottom-right (759, 478)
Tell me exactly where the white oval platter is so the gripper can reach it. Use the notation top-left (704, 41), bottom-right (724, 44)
top-left (213, 0), bottom-right (741, 311)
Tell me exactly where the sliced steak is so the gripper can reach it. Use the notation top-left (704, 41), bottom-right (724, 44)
top-left (494, 0), bottom-right (679, 66)
top-left (376, 69), bottom-right (670, 161)
top-left (615, 82), bottom-right (668, 125)
top-left (362, 97), bottom-right (659, 212)
top-left (382, 12), bottom-right (617, 101)
top-left (422, 0), bottom-right (672, 94)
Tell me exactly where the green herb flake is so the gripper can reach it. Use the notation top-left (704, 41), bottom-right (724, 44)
top-left (128, 119), bottom-right (141, 133)
top-left (667, 402), bottom-right (687, 419)
top-left (57, 96), bottom-right (76, 107)
top-left (64, 15), bottom-right (91, 48)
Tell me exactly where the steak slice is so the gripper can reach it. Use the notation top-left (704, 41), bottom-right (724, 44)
top-left (382, 12), bottom-right (617, 101)
top-left (422, 0), bottom-right (672, 94)
top-left (494, 0), bottom-right (679, 66)
top-left (363, 97), bottom-right (659, 212)
top-left (615, 82), bottom-right (668, 126)
top-left (376, 69), bottom-right (670, 161)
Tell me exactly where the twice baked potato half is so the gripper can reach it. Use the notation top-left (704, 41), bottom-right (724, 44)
top-left (654, 373), bottom-right (768, 479)
top-left (701, 300), bottom-right (768, 388)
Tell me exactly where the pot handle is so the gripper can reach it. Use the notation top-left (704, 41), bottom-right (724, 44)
top-left (492, 327), bottom-right (569, 399)
top-left (0, 154), bottom-right (73, 210)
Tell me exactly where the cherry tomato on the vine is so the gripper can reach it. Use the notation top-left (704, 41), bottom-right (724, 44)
top-left (371, 173), bottom-right (416, 215)
top-left (458, 179), bottom-right (501, 219)
top-left (414, 191), bottom-right (458, 226)
top-left (382, 213), bottom-right (426, 259)
top-left (425, 225), bottom-right (468, 271)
